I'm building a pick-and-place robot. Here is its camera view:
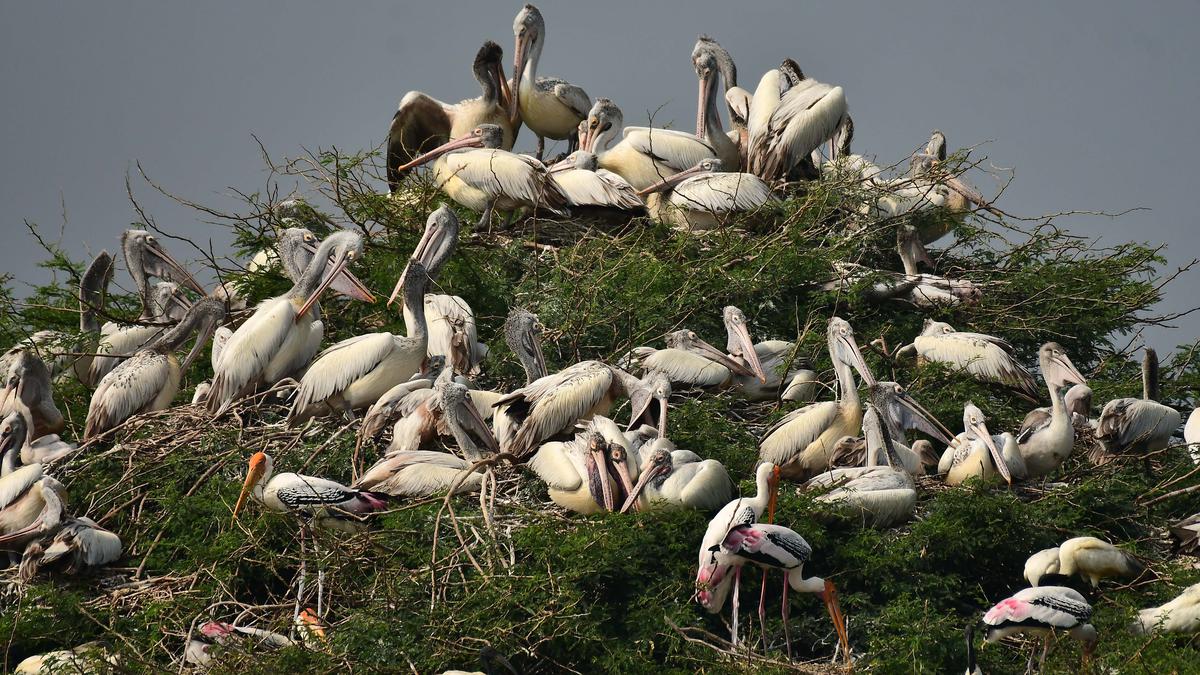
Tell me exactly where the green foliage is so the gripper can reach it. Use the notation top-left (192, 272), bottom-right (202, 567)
top-left (1, 147), bottom-right (1198, 674)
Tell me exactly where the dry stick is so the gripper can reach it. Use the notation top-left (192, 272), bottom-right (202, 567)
top-left (1142, 482), bottom-right (1200, 508)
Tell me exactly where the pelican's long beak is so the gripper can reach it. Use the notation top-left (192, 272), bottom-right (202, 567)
top-left (388, 216), bottom-right (448, 306)
top-left (495, 61), bottom-right (513, 111)
top-left (147, 242), bottom-right (206, 296)
top-left (822, 579), bottom-right (851, 667)
top-left (1050, 354), bottom-right (1087, 389)
top-left (296, 248), bottom-right (354, 321)
top-left (944, 176), bottom-right (1003, 217)
top-left (606, 447), bottom-right (633, 507)
top-left (696, 69), bottom-right (714, 138)
top-left (840, 333), bottom-right (877, 387)
top-left (637, 164), bottom-right (708, 197)
top-left (584, 437), bottom-right (614, 511)
top-left (727, 320), bottom-right (768, 383)
top-left (619, 460), bottom-right (668, 513)
top-left (232, 453), bottom-right (267, 523)
top-left (898, 393), bottom-right (956, 445)
top-left (395, 134), bottom-right (483, 173)
top-left (509, 35), bottom-right (530, 124)
top-left (301, 241), bottom-right (374, 302)
top-left (688, 335), bottom-right (759, 379)
top-left (463, 394), bottom-right (500, 453)
top-left (180, 317), bottom-right (219, 374)
top-left (971, 418), bottom-right (1011, 485)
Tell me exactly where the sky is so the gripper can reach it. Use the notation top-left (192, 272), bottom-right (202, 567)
top-left (2, 1), bottom-right (1198, 351)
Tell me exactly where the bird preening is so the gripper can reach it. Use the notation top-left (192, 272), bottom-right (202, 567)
top-left (5, 3), bottom-right (1200, 673)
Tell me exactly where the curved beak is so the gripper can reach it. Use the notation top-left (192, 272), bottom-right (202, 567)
top-left (232, 459), bottom-right (266, 523)
top-left (584, 439), bottom-right (614, 511)
top-left (839, 333), bottom-right (876, 387)
top-left (970, 418), bottom-right (1011, 484)
top-left (146, 241), bottom-right (206, 296)
top-left (461, 394), bottom-right (499, 454)
top-left (1049, 354), bottom-right (1087, 389)
top-left (619, 459), bottom-right (668, 513)
top-left (296, 248), bottom-right (354, 321)
top-left (494, 61), bottom-right (513, 111)
top-left (637, 164), bottom-right (707, 197)
top-left (727, 321), bottom-right (767, 383)
top-left (180, 316), bottom-right (220, 374)
top-left (394, 134), bottom-right (483, 173)
top-left (301, 240), bottom-right (374, 302)
top-left (687, 335), bottom-right (759, 378)
top-left (696, 69), bottom-right (715, 137)
top-left (509, 34), bottom-right (530, 124)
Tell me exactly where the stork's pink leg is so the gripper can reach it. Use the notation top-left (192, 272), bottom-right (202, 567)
top-left (781, 578), bottom-right (792, 660)
top-left (758, 571), bottom-right (769, 650)
top-left (731, 566), bottom-right (742, 646)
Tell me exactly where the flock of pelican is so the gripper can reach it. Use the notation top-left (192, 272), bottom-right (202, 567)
top-left (5, 4), bottom-right (1200, 672)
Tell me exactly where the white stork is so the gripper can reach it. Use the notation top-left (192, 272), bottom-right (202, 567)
top-left (510, 4), bottom-right (591, 160)
top-left (638, 158), bottom-right (776, 231)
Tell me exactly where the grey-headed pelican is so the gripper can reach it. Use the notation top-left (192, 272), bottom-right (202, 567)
top-left (691, 36), bottom-right (741, 171)
top-left (14, 643), bottom-right (117, 674)
top-left (207, 230), bottom-right (371, 415)
top-left (638, 158), bottom-right (776, 231)
top-left (387, 41), bottom-right (516, 190)
top-left (940, 403), bottom-right (1019, 486)
top-left (510, 4), bottom-right (591, 160)
top-left (503, 308), bottom-right (547, 384)
top-left (1094, 348), bottom-right (1181, 461)
top-left (0, 410), bottom-right (75, 471)
top-left (720, 306), bottom-right (813, 402)
top-left (580, 98), bottom-right (717, 191)
top-left (759, 317), bottom-right (876, 480)
top-left (84, 299), bottom-right (225, 440)
top-left (0, 353), bottom-right (64, 440)
top-left (0, 463), bottom-right (64, 564)
top-left (381, 368), bottom-right (498, 459)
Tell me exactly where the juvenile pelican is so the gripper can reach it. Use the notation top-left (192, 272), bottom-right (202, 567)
top-left (18, 516), bottom-right (122, 581)
top-left (503, 308), bottom-right (547, 384)
top-left (1016, 343), bottom-right (1089, 477)
top-left (580, 98), bottom-right (717, 191)
top-left (0, 353), bottom-right (64, 439)
top-left (232, 451), bottom-right (388, 533)
top-left (387, 41), bottom-right (517, 189)
top-left (0, 410), bottom-right (75, 470)
top-left (382, 369), bottom-right (499, 459)
top-left (84, 299), bottom-right (225, 440)
top-left (638, 158), bottom-right (776, 231)
top-left (0, 464), bottom-right (64, 564)
top-left (288, 262), bottom-right (430, 425)
top-left (747, 60), bottom-right (847, 181)
top-left (510, 4), bottom-right (591, 159)
top-left (619, 437), bottom-right (733, 512)
top-left (759, 317), bottom-right (876, 480)
top-left (547, 150), bottom-right (645, 214)
top-left (207, 230), bottom-right (371, 415)
top-left (1131, 582), bottom-right (1200, 635)
top-left (981, 586), bottom-right (1097, 672)
top-left (903, 320), bottom-right (1039, 399)
top-left (691, 36), bottom-right (741, 171)
top-left (1094, 348), bottom-right (1181, 461)
top-left (396, 125), bottom-right (569, 227)
top-left (527, 417), bottom-right (629, 514)
top-left (860, 381), bottom-right (955, 475)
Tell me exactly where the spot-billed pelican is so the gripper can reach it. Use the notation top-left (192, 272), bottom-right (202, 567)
top-left (504, 308), bottom-right (547, 384)
top-left (355, 450), bottom-right (484, 499)
top-left (14, 643), bottom-right (117, 674)
top-left (1015, 343), bottom-right (1089, 477)
top-left (1131, 582), bottom-right (1200, 635)
top-left (1055, 536), bottom-right (1144, 587)
top-left (396, 125), bottom-right (569, 228)
top-left (548, 150), bottom-right (644, 214)
top-left (759, 317), bottom-right (876, 480)
top-left (89, 281), bottom-right (191, 388)
top-left (902, 320), bottom-right (1039, 399)
top-left (1185, 406), bottom-right (1200, 464)
top-left (806, 402), bottom-right (917, 527)
top-left (720, 306), bottom-right (812, 402)
top-left (1173, 512), bottom-right (1200, 553)
top-left (0, 465), bottom-right (64, 564)
top-left (579, 98), bottom-right (717, 191)
top-left (18, 516), bottom-right (121, 582)
top-left (357, 356), bottom-right (446, 447)
top-left (0, 410), bottom-right (75, 471)
top-left (1024, 547), bottom-right (1063, 587)
top-left (980, 586), bottom-right (1097, 672)
top-left (510, 4), bottom-right (591, 160)
top-left (527, 416), bottom-right (630, 514)
top-left (387, 41), bottom-right (517, 190)
top-left (83, 299), bottom-right (223, 440)
top-left (1094, 347), bottom-right (1181, 461)
top-left (638, 158), bottom-right (776, 231)
top-left (692, 36), bottom-right (741, 171)
top-left (746, 60), bottom-right (846, 182)
top-left (854, 381), bottom-right (954, 475)
top-left (492, 360), bottom-right (657, 459)
top-left (233, 451), bottom-right (388, 533)
top-left (892, 130), bottom-right (1002, 244)
top-left (816, 115), bottom-right (880, 183)
top-left (700, 522), bottom-right (849, 662)
top-left (437, 647), bottom-right (518, 675)
top-left (381, 368), bottom-right (498, 459)
top-left (0, 353), bottom-right (64, 439)
top-left (941, 403), bottom-right (1020, 486)
top-left (207, 230), bottom-right (371, 415)
top-left (288, 261), bottom-right (430, 425)
top-left (633, 328), bottom-right (762, 391)
top-left (619, 437), bottom-right (733, 512)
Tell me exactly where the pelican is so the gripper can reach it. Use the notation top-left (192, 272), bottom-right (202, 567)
top-left (527, 416), bottom-right (630, 514)
top-left (381, 368), bottom-right (498, 459)
top-left (355, 450), bottom-right (484, 499)
top-left (510, 4), bottom-right (591, 160)
top-left (503, 308), bottom-right (547, 384)
top-left (638, 158), bottom-right (776, 231)
top-left (634, 329), bottom-right (762, 391)
top-left (14, 643), bottom-right (117, 674)
top-left (0, 464), bottom-right (64, 564)
top-left (1015, 343), bottom-right (1089, 477)
top-left (759, 317), bottom-right (876, 480)
top-left (387, 40), bottom-right (517, 189)
top-left (83, 299), bottom-right (225, 440)
top-left (1131, 582), bottom-right (1200, 635)
top-left (856, 381), bottom-right (955, 475)
top-left (1185, 406), bottom-right (1200, 464)
top-left (579, 98), bottom-right (717, 191)
top-left (357, 356), bottom-right (446, 446)
top-left (902, 320), bottom-right (1039, 398)
top-left (981, 586), bottom-right (1097, 672)
top-left (941, 403), bottom-right (1019, 486)
top-left (87, 229), bottom-right (206, 385)
top-left (396, 125), bottom-right (569, 228)
top-left (887, 130), bottom-right (1002, 244)
top-left (691, 36), bottom-right (741, 171)
top-left (492, 360), bottom-right (658, 459)
top-left (18, 516), bottom-right (121, 581)
top-left (1054, 536), bottom-right (1144, 587)
top-left (0, 353), bottom-right (64, 440)
top-left (547, 150), bottom-right (644, 214)
top-left (207, 230), bottom-right (371, 415)
top-left (233, 451), bottom-right (388, 533)
top-left (437, 647), bottom-right (519, 675)
top-left (746, 60), bottom-right (847, 181)
top-left (288, 261), bottom-right (430, 425)
top-left (700, 521), bottom-right (850, 662)
top-left (619, 437), bottom-right (733, 512)
top-left (720, 306), bottom-right (811, 402)
top-left (1173, 512), bottom-right (1200, 553)
top-left (817, 115), bottom-right (880, 184)
top-left (806, 402), bottom-right (918, 527)
top-left (1094, 348), bottom-right (1182, 461)
top-left (0, 410), bottom-right (75, 471)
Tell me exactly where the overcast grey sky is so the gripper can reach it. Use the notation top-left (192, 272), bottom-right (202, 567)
top-left (2, 1), bottom-right (1197, 351)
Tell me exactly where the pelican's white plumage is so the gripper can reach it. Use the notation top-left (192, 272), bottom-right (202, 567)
top-left (581, 98), bottom-right (717, 191)
top-left (1131, 583), bottom-right (1200, 635)
top-left (908, 320), bottom-right (1038, 398)
top-left (642, 159), bottom-right (775, 231)
top-left (548, 150), bottom-right (644, 211)
top-left (621, 438), bottom-right (734, 512)
top-left (355, 450), bottom-right (483, 498)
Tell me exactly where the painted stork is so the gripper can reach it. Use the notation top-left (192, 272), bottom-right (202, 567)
top-left (184, 620), bottom-right (294, 668)
top-left (579, 98), bottom-right (717, 191)
top-left (638, 158), bottom-right (776, 231)
top-left (84, 299), bottom-right (225, 440)
top-left (207, 230), bottom-right (371, 415)
top-left (510, 4), bottom-right (591, 160)
top-left (980, 586), bottom-right (1097, 672)
top-left (1131, 582), bottom-right (1200, 635)
top-left (619, 437), bottom-right (733, 512)
top-left (759, 317), bottom-right (876, 480)
top-left (1094, 348), bottom-right (1181, 461)
top-left (387, 40), bottom-right (517, 190)
top-left (233, 451), bottom-right (388, 533)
